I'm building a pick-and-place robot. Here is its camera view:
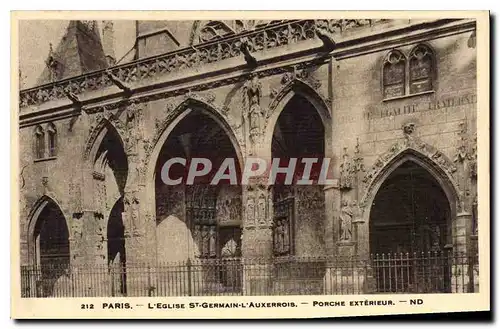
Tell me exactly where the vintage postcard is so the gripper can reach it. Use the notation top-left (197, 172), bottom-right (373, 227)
top-left (11, 11), bottom-right (490, 319)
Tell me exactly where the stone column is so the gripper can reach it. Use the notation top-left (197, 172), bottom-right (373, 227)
top-left (68, 169), bottom-right (110, 297)
top-left (121, 101), bottom-right (157, 297)
top-left (241, 177), bottom-right (273, 295)
top-left (451, 211), bottom-right (471, 293)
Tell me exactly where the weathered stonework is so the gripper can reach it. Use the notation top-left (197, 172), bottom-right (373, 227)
top-left (18, 18), bottom-right (479, 296)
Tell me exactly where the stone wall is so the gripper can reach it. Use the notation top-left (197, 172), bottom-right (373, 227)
top-left (18, 20), bottom-right (477, 271)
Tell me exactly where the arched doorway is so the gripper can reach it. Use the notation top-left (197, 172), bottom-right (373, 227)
top-left (271, 94), bottom-right (326, 295)
top-left (369, 160), bottom-right (452, 293)
top-left (32, 199), bottom-right (70, 297)
top-left (92, 123), bottom-right (128, 293)
top-left (154, 107), bottom-right (242, 295)
top-left (271, 94), bottom-right (325, 256)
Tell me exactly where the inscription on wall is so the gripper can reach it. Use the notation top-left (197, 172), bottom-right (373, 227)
top-left (338, 93), bottom-right (477, 124)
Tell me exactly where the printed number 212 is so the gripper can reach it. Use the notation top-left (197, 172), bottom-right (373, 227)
top-left (81, 304), bottom-right (94, 309)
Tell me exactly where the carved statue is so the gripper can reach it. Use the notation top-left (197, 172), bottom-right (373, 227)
top-left (192, 225), bottom-right (201, 255)
top-left (246, 198), bottom-right (255, 226)
top-left (243, 75), bottom-right (264, 155)
top-left (257, 194), bottom-right (267, 225)
top-left (339, 147), bottom-right (353, 190)
top-left (130, 198), bottom-right (140, 235)
top-left (221, 238), bottom-right (238, 257)
top-left (274, 220), bottom-right (284, 254)
top-left (71, 219), bottom-right (83, 240)
top-left (339, 200), bottom-right (353, 241)
top-left (209, 226), bottom-right (217, 257)
top-left (201, 226), bottom-right (210, 257)
top-left (283, 220), bottom-right (290, 253)
top-left (470, 138), bottom-right (477, 179)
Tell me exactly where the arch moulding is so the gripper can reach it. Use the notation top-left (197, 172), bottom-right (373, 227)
top-left (263, 78), bottom-right (332, 153)
top-left (83, 110), bottom-right (127, 163)
top-left (144, 95), bottom-right (245, 179)
top-left (25, 194), bottom-right (71, 265)
top-left (359, 135), bottom-right (461, 217)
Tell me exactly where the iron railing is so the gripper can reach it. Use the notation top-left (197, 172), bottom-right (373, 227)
top-left (20, 251), bottom-right (479, 298)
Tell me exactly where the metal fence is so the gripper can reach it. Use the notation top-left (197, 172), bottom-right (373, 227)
top-left (20, 251), bottom-right (479, 298)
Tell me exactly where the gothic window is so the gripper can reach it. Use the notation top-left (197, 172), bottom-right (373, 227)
top-left (47, 123), bottom-right (57, 157)
top-left (409, 45), bottom-right (434, 94)
top-left (382, 45), bottom-right (436, 99)
top-left (34, 125), bottom-right (45, 159)
top-left (382, 50), bottom-right (406, 99)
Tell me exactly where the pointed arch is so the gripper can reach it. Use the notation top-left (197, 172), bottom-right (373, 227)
top-left (83, 115), bottom-right (126, 164)
top-left (408, 43), bottom-right (436, 94)
top-left (145, 97), bottom-right (244, 183)
top-left (360, 140), bottom-right (460, 220)
top-left (264, 78), bottom-right (332, 152)
top-left (26, 195), bottom-right (70, 266)
top-left (382, 49), bottom-right (406, 98)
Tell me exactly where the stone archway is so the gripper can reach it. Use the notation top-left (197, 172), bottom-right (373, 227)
top-left (27, 196), bottom-right (70, 297)
top-left (369, 160), bottom-right (452, 254)
top-left (358, 138), bottom-right (461, 294)
top-left (149, 99), bottom-right (244, 295)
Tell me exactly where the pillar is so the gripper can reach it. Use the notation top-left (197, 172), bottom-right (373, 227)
top-left (121, 101), bottom-right (157, 297)
top-left (451, 211), bottom-right (472, 293)
top-left (241, 176), bottom-right (273, 295)
top-left (68, 169), bottom-right (110, 297)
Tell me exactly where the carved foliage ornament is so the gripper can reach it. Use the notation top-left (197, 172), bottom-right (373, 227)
top-left (339, 138), bottom-right (365, 191)
top-left (360, 132), bottom-right (458, 210)
top-left (83, 105), bottom-right (128, 160)
top-left (267, 69), bottom-right (330, 134)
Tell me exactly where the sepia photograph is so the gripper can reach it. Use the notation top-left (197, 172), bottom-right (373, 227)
top-left (11, 11), bottom-right (490, 319)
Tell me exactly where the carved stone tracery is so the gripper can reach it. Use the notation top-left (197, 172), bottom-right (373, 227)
top-left (20, 19), bottom-right (386, 108)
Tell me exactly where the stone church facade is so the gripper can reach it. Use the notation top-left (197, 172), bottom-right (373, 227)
top-left (18, 18), bottom-right (479, 297)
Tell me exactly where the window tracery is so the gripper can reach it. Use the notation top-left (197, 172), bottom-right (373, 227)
top-left (34, 125), bottom-right (45, 160)
top-left (47, 123), bottom-right (57, 157)
top-left (409, 44), bottom-right (434, 94)
top-left (383, 50), bottom-right (406, 99)
top-left (382, 44), bottom-right (436, 99)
